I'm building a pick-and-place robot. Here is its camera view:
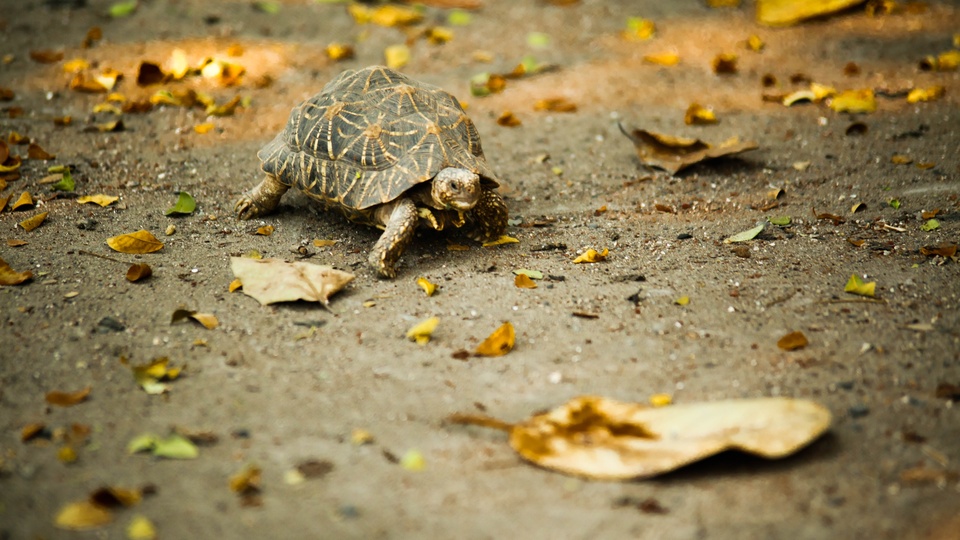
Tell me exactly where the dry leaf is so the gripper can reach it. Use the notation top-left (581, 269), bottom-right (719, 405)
top-left (107, 230), bottom-right (164, 254)
top-left (127, 515), bottom-right (157, 540)
top-left (384, 44), bottom-right (410, 69)
top-left (829, 89), bottom-right (876, 113)
top-left (400, 449), bottom-right (426, 471)
top-left (919, 244), bottom-right (957, 258)
top-left (194, 123), bottom-right (215, 134)
top-left (312, 239), bottom-right (338, 248)
top-left (452, 396), bottom-right (831, 480)
top-left (171, 309), bottom-right (219, 330)
top-left (649, 394), bottom-right (672, 407)
top-left (643, 52), bottom-right (680, 66)
top-left (573, 248), bottom-right (608, 263)
top-left (54, 501), bottom-right (113, 530)
top-left (27, 143), bottom-right (55, 160)
top-left (7, 239), bottom-right (27, 247)
top-left (619, 124), bottom-right (758, 174)
top-left (777, 331), bottom-right (808, 351)
top-left (844, 274), bottom-right (876, 297)
top-left (475, 322), bottom-right (515, 357)
top-left (19, 212), bottom-right (48, 232)
top-left (712, 53), bottom-right (738, 74)
top-left (746, 35), bottom-right (764, 51)
top-left (326, 43), bottom-right (355, 61)
top-left (757, 0), bottom-right (865, 26)
top-left (0, 257), bottom-right (33, 285)
top-left (482, 235), bottom-right (519, 247)
top-left (255, 225), bottom-right (274, 236)
top-left (126, 263), bottom-right (152, 282)
top-left (416, 277), bottom-right (438, 296)
top-left (622, 17), bottom-right (655, 41)
top-left (46, 387), bottom-right (91, 407)
top-left (675, 296), bottom-right (690, 306)
top-left (684, 104), bottom-right (717, 125)
top-left (534, 98), bottom-right (577, 113)
top-left (496, 111), bottom-right (521, 127)
top-left (30, 49), bottom-right (64, 64)
top-left (919, 50), bottom-right (960, 71)
top-left (230, 257), bottom-right (354, 307)
top-left (906, 86), bottom-right (945, 104)
top-left (514, 274), bottom-right (537, 289)
top-left (407, 317), bottom-right (439, 345)
top-left (12, 191), bottom-right (33, 210)
top-left (77, 194), bottom-right (119, 207)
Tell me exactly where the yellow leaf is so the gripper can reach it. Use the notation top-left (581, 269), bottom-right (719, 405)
top-left (426, 26), bottom-right (454, 45)
top-left (475, 322), bottom-right (515, 357)
top-left (94, 68), bottom-right (122, 91)
top-left (0, 257), bottom-right (33, 285)
top-left (777, 330), bottom-right (808, 351)
top-left (172, 310), bottom-right (219, 330)
top-left (45, 386), bottom-right (91, 407)
top-left (810, 82), bottom-right (837, 101)
top-left (643, 52), bottom-right (680, 66)
top-left (19, 211), bottom-right (48, 232)
top-left (92, 102), bottom-right (122, 115)
top-left (906, 86), bottom-right (945, 104)
top-left (168, 48), bottom-right (189, 80)
top-left (77, 194), bottom-right (119, 207)
top-left (194, 122), bottom-right (215, 134)
top-left (384, 44), bottom-right (410, 69)
top-left (649, 393), bottom-right (672, 407)
top-left (622, 17), bottom-right (655, 41)
top-left (55, 501), bottom-right (113, 530)
top-left (205, 95), bottom-right (241, 117)
top-left (891, 154), bottom-right (913, 165)
top-left (675, 295), bottom-right (690, 306)
top-left (844, 274), bottom-right (876, 297)
top-left (228, 278), bottom-right (242, 292)
top-left (107, 230), bottom-right (164, 254)
top-left (255, 225), bottom-right (274, 236)
top-left (416, 277), bottom-right (437, 296)
top-left (11, 191), bottom-right (33, 210)
top-left (829, 89), bottom-right (876, 114)
top-left (229, 464), bottom-right (262, 494)
top-left (63, 58), bottom-right (90, 73)
top-left (684, 103), bottom-right (717, 125)
top-left (757, 0), bottom-right (864, 26)
top-left (483, 235), bottom-right (519, 247)
top-left (406, 317), bottom-right (439, 345)
top-left (351, 4), bottom-right (422, 26)
top-left (400, 449), bottom-right (426, 471)
top-left (351, 428), bottom-right (374, 446)
top-left (534, 98), bottom-right (577, 113)
top-left (325, 43), bottom-right (355, 61)
top-left (312, 239), bottom-right (338, 247)
top-left (746, 35), bottom-right (764, 51)
top-left (126, 515), bottom-right (157, 540)
top-left (573, 248), bottom-right (608, 263)
top-left (58, 445), bottom-right (78, 463)
top-left (514, 274), bottom-right (537, 289)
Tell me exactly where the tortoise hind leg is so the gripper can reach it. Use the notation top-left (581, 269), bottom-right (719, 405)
top-left (236, 174), bottom-right (290, 220)
top-left (467, 188), bottom-right (508, 242)
top-left (370, 197), bottom-right (418, 279)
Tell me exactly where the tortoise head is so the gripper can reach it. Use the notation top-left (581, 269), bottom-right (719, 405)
top-left (432, 168), bottom-right (481, 211)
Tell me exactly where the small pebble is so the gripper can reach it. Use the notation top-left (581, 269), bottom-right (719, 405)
top-left (96, 317), bottom-right (125, 333)
top-left (837, 380), bottom-right (855, 390)
top-left (848, 405), bottom-right (870, 418)
top-left (677, 233), bottom-right (693, 240)
top-left (165, 224), bottom-right (176, 235)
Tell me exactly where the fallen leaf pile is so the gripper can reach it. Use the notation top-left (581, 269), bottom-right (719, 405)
top-left (449, 395), bottom-right (832, 479)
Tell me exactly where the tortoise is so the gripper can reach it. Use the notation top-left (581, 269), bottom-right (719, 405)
top-left (235, 66), bottom-right (508, 278)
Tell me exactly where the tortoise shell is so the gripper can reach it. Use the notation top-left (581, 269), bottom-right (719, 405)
top-left (258, 66), bottom-right (498, 211)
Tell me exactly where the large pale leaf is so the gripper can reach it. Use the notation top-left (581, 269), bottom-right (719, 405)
top-left (230, 257), bottom-right (354, 307)
top-left (452, 396), bottom-right (831, 480)
top-left (619, 124), bottom-right (758, 174)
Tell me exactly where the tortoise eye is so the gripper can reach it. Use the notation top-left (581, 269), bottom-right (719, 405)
top-left (449, 181), bottom-right (461, 193)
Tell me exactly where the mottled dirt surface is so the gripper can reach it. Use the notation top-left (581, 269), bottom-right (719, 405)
top-left (2, 1), bottom-right (959, 539)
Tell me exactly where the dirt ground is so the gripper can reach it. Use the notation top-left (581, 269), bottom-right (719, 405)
top-left (2, 0), bottom-right (959, 538)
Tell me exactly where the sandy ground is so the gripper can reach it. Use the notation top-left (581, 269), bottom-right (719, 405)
top-left (1, 0), bottom-right (959, 538)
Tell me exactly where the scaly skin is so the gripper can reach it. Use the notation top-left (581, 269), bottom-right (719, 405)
top-left (468, 188), bottom-right (508, 241)
top-left (235, 174), bottom-right (290, 220)
top-left (370, 198), bottom-right (418, 279)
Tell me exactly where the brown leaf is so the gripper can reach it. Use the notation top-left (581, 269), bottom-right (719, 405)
top-left (296, 459), bottom-right (334, 479)
top-left (27, 143), bottom-right (56, 160)
top-left (812, 207), bottom-right (845, 225)
top-left (534, 98), bottom-right (577, 112)
top-left (496, 111), bottom-right (521, 127)
top-left (619, 124), bottom-right (758, 174)
top-left (921, 209), bottom-right (940, 220)
top-left (777, 331), bottom-right (808, 351)
top-left (0, 87), bottom-right (14, 101)
top-left (30, 49), bottom-right (64, 63)
top-left (514, 273), bottom-right (537, 289)
top-left (21, 423), bottom-right (48, 442)
top-left (0, 257), bottom-right (33, 285)
top-left (126, 263), bottom-right (153, 282)
top-left (136, 62), bottom-right (166, 86)
top-left (0, 140), bottom-right (8, 162)
top-left (920, 244), bottom-right (957, 258)
top-left (255, 225), bottom-right (274, 236)
top-left (106, 230), bottom-right (164, 254)
top-left (7, 239), bottom-right (28, 247)
top-left (19, 212), bottom-right (48, 232)
top-left (46, 386), bottom-right (92, 407)
top-left (712, 53), bottom-right (738, 74)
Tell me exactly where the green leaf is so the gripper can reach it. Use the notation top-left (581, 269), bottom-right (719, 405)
top-left (469, 73), bottom-right (492, 97)
top-left (51, 170), bottom-right (75, 192)
top-left (252, 1), bottom-right (280, 14)
top-left (921, 219), bottom-right (940, 232)
top-left (723, 223), bottom-right (765, 244)
top-left (108, 0), bottom-right (138, 18)
top-left (768, 216), bottom-right (791, 226)
top-left (447, 9), bottom-right (472, 26)
top-left (526, 32), bottom-right (550, 49)
top-left (152, 435), bottom-right (198, 459)
top-left (127, 433), bottom-right (159, 454)
top-left (887, 198), bottom-right (901, 209)
top-left (513, 269), bottom-right (543, 280)
top-left (844, 274), bottom-right (875, 297)
top-left (165, 191), bottom-right (196, 216)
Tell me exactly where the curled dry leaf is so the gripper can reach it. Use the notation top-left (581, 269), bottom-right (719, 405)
top-left (107, 230), bottom-right (164, 254)
top-left (919, 244), bottom-right (957, 258)
top-left (416, 277), bottom-right (438, 296)
top-left (46, 386), bottom-right (92, 407)
top-left (255, 225), bottom-right (274, 236)
top-left (0, 257), bottom-right (33, 285)
top-left (12, 191), bottom-right (34, 210)
top-left (126, 263), bottom-right (152, 282)
top-left (230, 257), bottom-right (354, 307)
top-left (777, 331), bottom-right (809, 351)
top-left (684, 103), bottom-right (717, 125)
top-left (573, 248), bottom-right (608, 263)
top-left (77, 194), bottom-right (119, 207)
top-left (171, 309), bottom-right (219, 330)
top-left (451, 396), bottom-right (831, 480)
top-left (475, 321), bottom-right (515, 357)
top-left (619, 124), bottom-right (758, 174)
top-left (407, 317), bottom-right (439, 345)
top-left (514, 273), bottom-right (537, 289)
top-left (19, 212), bottom-right (48, 232)
top-left (482, 235), bottom-right (519, 247)
top-left (844, 274), bottom-right (876, 297)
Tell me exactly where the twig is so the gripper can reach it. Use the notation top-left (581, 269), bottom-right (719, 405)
top-left (78, 249), bottom-right (125, 265)
top-left (445, 413), bottom-right (514, 432)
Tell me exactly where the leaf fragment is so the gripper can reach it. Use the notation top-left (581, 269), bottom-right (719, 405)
top-left (649, 393), bottom-right (672, 407)
top-left (171, 309), bottom-right (219, 330)
top-left (55, 501), bottom-right (113, 530)
top-left (844, 274), bottom-right (876, 298)
top-left (384, 44), bottom-right (410, 69)
top-left (622, 17), bottom-right (655, 41)
top-left (674, 296), bottom-right (690, 306)
top-left (684, 103), bottom-right (717, 125)
top-left (107, 230), bottom-right (164, 254)
top-left (534, 98), bottom-right (577, 113)
top-left (643, 52), bottom-right (680, 66)
top-left (711, 53), bottom-right (738, 74)
top-left (829, 89), bottom-right (876, 114)
top-left (416, 277), bottom-right (438, 296)
top-left (19, 212), bottom-right (48, 232)
top-left (230, 257), bottom-right (354, 306)
top-left (400, 449), bottom-right (426, 471)
top-left (777, 331), bottom-right (808, 351)
top-left (326, 43), bottom-right (355, 61)
top-left (27, 143), bottom-right (55, 160)
top-left (406, 317), bottom-right (439, 345)
top-left (907, 86), bottom-right (945, 104)
top-left (193, 123), bottom-right (215, 134)
top-left (46, 386), bottom-right (91, 407)
top-left (514, 274), bottom-right (537, 289)
top-left (229, 464), bottom-right (262, 494)
top-left (573, 248), bottom-right (608, 263)
top-left (255, 225), bottom-right (274, 236)
top-left (126, 515), bottom-right (157, 540)
top-left (78, 194), bottom-right (119, 207)
top-left (496, 111), bottom-right (521, 127)
top-left (919, 244), bottom-right (957, 258)
top-left (12, 191), bottom-right (34, 210)
top-left (0, 257), bottom-right (33, 285)
top-left (723, 222), bottom-right (764, 243)
top-left (483, 235), bottom-right (519, 247)
top-left (619, 124), bottom-right (758, 174)
top-left (920, 219), bottom-right (940, 232)
top-left (475, 322), bottom-right (515, 357)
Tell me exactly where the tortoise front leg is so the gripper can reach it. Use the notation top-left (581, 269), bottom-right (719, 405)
top-left (467, 188), bottom-right (508, 242)
top-left (235, 174), bottom-right (290, 220)
top-left (370, 197), bottom-right (418, 279)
